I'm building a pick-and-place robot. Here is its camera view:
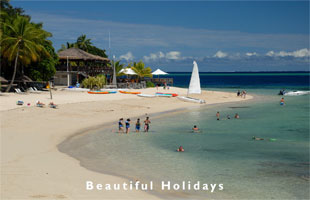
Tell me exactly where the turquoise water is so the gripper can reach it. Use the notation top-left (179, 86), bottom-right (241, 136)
top-left (59, 90), bottom-right (309, 199)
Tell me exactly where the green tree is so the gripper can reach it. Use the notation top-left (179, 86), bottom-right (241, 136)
top-left (0, 15), bottom-right (51, 92)
top-left (27, 41), bottom-right (58, 81)
top-left (76, 34), bottom-right (92, 51)
top-left (108, 60), bottom-right (125, 76)
top-left (59, 34), bottom-right (108, 58)
top-left (130, 61), bottom-right (153, 79)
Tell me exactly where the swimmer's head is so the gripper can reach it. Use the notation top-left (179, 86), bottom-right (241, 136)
top-left (194, 125), bottom-right (197, 128)
top-left (120, 118), bottom-right (123, 120)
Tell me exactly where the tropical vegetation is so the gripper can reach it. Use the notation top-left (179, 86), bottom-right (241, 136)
top-left (82, 75), bottom-right (106, 89)
top-left (0, 0), bottom-right (57, 91)
top-left (128, 61), bottom-right (153, 79)
top-left (58, 34), bottom-right (108, 58)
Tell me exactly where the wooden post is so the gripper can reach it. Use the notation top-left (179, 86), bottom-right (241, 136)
top-left (49, 81), bottom-right (52, 99)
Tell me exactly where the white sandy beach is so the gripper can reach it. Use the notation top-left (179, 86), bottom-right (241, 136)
top-left (1, 87), bottom-right (252, 199)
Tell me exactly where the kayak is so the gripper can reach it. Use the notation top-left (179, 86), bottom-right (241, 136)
top-left (177, 96), bottom-right (206, 104)
top-left (155, 93), bottom-right (172, 97)
top-left (119, 90), bottom-right (141, 94)
top-left (137, 94), bottom-right (156, 98)
top-left (100, 91), bottom-right (117, 94)
top-left (155, 92), bottom-right (178, 97)
top-left (88, 91), bottom-right (116, 94)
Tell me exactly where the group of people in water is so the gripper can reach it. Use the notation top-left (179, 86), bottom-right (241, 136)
top-left (118, 117), bottom-right (151, 134)
top-left (237, 90), bottom-right (247, 98)
top-left (216, 111), bottom-right (239, 120)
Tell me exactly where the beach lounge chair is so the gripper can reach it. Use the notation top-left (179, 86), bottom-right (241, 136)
top-left (15, 88), bottom-right (26, 94)
top-left (28, 87), bottom-right (41, 93)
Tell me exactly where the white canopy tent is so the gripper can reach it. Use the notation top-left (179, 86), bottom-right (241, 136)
top-left (152, 69), bottom-right (168, 79)
top-left (120, 68), bottom-right (137, 75)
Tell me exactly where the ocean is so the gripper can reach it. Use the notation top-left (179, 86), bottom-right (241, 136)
top-left (59, 72), bottom-right (309, 199)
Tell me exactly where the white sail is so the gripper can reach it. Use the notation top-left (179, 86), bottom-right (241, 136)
top-left (188, 61), bottom-right (201, 94)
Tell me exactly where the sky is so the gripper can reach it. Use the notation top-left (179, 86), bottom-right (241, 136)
top-left (11, 0), bottom-right (310, 72)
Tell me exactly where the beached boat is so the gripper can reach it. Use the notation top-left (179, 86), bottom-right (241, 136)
top-left (87, 91), bottom-right (116, 94)
top-left (155, 93), bottom-right (172, 97)
top-left (284, 91), bottom-right (310, 96)
top-left (177, 96), bottom-right (205, 104)
top-left (119, 90), bottom-right (141, 94)
top-left (100, 90), bottom-right (117, 94)
top-left (137, 94), bottom-right (156, 98)
top-left (64, 88), bottom-right (90, 92)
top-left (155, 92), bottom-right (178, 97)
top-left (178, 61), bottom-right (205, 104)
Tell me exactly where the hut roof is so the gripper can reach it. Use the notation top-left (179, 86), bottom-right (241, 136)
top-left (0, 76), bottom-right (8, 83)
top-left (58, 48), bottom-right (110, 62)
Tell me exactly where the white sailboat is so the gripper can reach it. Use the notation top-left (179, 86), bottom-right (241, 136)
top-left (177, 61), bottom-right (206, 104)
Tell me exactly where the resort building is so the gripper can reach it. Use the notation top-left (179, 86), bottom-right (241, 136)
top-left (55, 48), bottom-right (111, 86)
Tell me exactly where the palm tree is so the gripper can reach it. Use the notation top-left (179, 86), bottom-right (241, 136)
top-left (76, 34), bottom-right (92, 52)
top-left (0, 15), bottom-right (51, 92)
top-left (107, 60), bottom-right (125, 76)
top-left (131, 61), bottom-right (153, 79)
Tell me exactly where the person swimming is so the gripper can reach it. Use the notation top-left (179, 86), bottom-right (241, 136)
top-left (252, 136), bottom-right (264, 140)
top-left (177, 146), bottom-right (184, 152)
top-left (192, 125), bottom-right (200, 132)
top-left (234, 113), bottom-right (239, 119)
top-left (227, 115), bottom-right (231, 119)
top-left (135, 118), bottom-right (141, 132)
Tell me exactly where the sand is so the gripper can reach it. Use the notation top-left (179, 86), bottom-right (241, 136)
top-left (0, 87), bottom-right (252, 199)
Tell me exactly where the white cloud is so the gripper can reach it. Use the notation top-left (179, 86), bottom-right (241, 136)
top-left (266, 48), bottom-right (310, 58)
top-left (143, 51), bottom-right (182, 62)
top-left (245, 52), bottom-right (258, 56)
top-left (213, 51), bottom-right (228, 58)
top-left (119, 52), bottom-right (134, 61)
top-left (166, 51), bottom-right (181, 60)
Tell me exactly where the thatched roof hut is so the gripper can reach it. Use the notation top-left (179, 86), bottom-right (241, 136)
top-left (58, 48), bottom-right (110, 62)
top-left (0, 76), bottom-right (8, 83)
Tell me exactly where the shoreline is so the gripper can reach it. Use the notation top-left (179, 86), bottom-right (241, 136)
top-left (1, 87), bottom-right (253, 199)
top-left (58, 98), bottom-right (259, 200)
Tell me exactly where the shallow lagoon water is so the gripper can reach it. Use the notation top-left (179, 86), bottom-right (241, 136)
top-left (59, 90), bottom-right (309, 199)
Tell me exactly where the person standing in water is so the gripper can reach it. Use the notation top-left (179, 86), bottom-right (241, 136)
top-left (125, 119), bottom-right (131, 134)
top-left (144, 117), bottom-right (151, 132)
top-left (243, 90), bottom-right (247, 99)
top-left (216, 112), bottom-right (220, 120)
top-left (237, 90), bottom-right (240, 97)
top-left (135, 118), bottom-right (141, 132)
top-left (118, 118), bottom-right (124, 133)
top-left (234, 113), bottom-right (240, 119)
top-left (280, 97), bottom-right (285, 105)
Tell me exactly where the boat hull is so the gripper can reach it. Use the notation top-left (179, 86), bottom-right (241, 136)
top-left (137, 94), bottom-right (156, 98)
top-left (284, 91), bottom-right (310, 96)
top-left (119, 91), bottom-right (141, 94)
top-left (177, 96), bottom-right (206, 104)
top-left (87, 91), bottom-right (116, 94)
top-left (155, 92), bottom-right (178, 97)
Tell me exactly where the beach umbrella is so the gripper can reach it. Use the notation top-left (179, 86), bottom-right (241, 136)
top-left (152, 69), bottom-right (168, 79)
top-left (120, 68), bottom-right (137, 75)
